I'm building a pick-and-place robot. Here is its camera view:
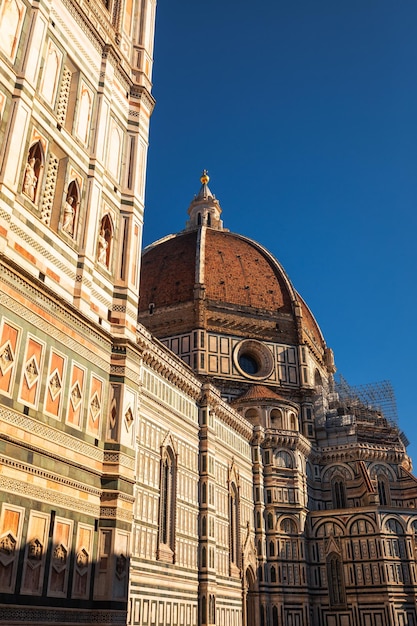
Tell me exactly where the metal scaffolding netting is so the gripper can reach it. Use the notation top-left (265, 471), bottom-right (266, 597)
top-left (333, 374), bottom-right (398, 427)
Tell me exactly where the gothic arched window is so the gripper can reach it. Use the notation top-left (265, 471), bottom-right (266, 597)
top-left (209, 594), bottom-right (216, 624)
top-left (378, 476), bottom-right (390, 506)
top-left (200, 595), bottom-right (207, 625)
top-left (201, 546), bottom-right (207, 568)
top-left (332, 479), bottom-right (347, 509)
top-left (230, 482), bottom-right (240, 566)
top-left (327, 553), bottom-right (345, 606)
top-left (158, 446), bottom-right (176, 560)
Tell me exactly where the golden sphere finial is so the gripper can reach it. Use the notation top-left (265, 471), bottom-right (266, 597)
top-left (200, 169), bottom-right (209, 185)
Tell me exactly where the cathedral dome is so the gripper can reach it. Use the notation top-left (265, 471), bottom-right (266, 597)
top-left (139, 174), bottom-right (327, 362)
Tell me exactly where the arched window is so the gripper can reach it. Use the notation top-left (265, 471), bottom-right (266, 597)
top-left (201, 546), bottom-right (207, 568)
top-left (267, 512), bottom-right (274, 530)
top-left (289, 412), bottom-right (298, 431)
top-left (270, 409), bottom-right (282, 428)
top-left (280, 518), bottom-right (297, 534)
top-left (76, 85), bottom-right (92, 144)
top-left (314, 370), bottom-right (322, 387)
top-left (158, 447), bottom-right (176, 560)
top-left (197, 212), bottom-right (202, 225)
top-left (245, 568), bottom-right (257, 626)
top-left (209, 594), bottom-right (216, 624)
top-left (201, 515), bottom-right (207, 537)
top-left (270, 565), bottom-right (276, 582)
top-left (230, 482), bottom-right (240, 566)
top-left (200, 595), bottom-right (207, 625)
top-left (245, 408), bottom-right (259, 421)
top-left (207, 212), bottom-right (212, 227)
top-left (0, 0), bottom-right (25, 61)
top-left (269, 541), bottom-right (275, 557)
top-left (97, 214), bottom-right (113, 268)
top-left (275, 450), bottom-right (293, 469)
top-left (327, 553), bottom-right (345, 606)
top-left (272, 606), bottom-right (279, 626)
top-left (378, 476), bottom-right (390, 506)
top-left (23, 141), bottom-right (44, 203)
top-left (332, 479), bottom-right (347, 509)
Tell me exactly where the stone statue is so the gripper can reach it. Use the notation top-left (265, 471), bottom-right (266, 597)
top-left (98, 229), bottom-right (108, 265)
top-left (62, 196), bottom-right (75, 236)
top-left (23, 158), bottom-right (37, 201)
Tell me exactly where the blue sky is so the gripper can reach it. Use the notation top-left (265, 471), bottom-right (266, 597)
top-left (144, 1), bottom-right (417, 462)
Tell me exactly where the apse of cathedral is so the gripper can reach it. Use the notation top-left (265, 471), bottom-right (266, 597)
top-left (0, 0), bottom-right (416, 624)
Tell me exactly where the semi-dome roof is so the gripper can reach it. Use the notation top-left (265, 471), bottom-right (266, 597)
top-left (139, 173), bottom-right (327, 360)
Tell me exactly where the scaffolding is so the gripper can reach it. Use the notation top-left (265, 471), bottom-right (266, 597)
top-left (333, 374), bottom-right (398, 428)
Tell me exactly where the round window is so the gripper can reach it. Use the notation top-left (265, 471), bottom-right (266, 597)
top-left (238, 353), bottom-right (259, 375)
top-left (233, 340), bottom-right (274, 380)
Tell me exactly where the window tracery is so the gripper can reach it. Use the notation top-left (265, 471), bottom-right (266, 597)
top-left (327, 552), bottom-right (345, 606)
top-left (158, 446), bottom-right (176, 561)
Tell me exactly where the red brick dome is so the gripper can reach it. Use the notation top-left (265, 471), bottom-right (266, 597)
top-left (138, 176), bottom-right (326, 359)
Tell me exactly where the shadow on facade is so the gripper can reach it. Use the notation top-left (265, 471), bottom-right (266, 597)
top-left (0, 537), bottom-right (128, 624)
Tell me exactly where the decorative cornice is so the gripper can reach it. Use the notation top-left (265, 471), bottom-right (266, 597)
top-left (0, 406), bottom-right (104, 463)
top-left (0, 453), bottom-right (102, 497)
top-left (314, 442), bottom-right (406, 465)
top-left (0, 474), bottom-right (100, 516)
top-left (136, 326), bottom-right (201, 401)
top-left (200, 383), bottom-right (253, 440)
top-left (262, 430), bottom-right (312, 456)
top-left (130, 85), bottom-right (156, 113)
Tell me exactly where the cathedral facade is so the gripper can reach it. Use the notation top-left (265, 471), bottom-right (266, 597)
top-left (0, 0), bottom-right (417, 625)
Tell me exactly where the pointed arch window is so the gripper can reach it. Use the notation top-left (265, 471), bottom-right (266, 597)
top-left (0, 0), bottom-right (25, 61)
top-left (377, 476), bottom-right (390, 506)
top-left (332, 479), bottom-right (347, 509)
top-left (158, 446), bottom-right (176, 561)
top-left (257, 539), bottom-right (262, 556)
top-left (201, 515), bottom-right (207, 537)
top-left (201, 546), bottom-right (207, 568)
top-left (23, 141), bottom-right (44, 203)
top-left (200, 595), bottom-right (207, 626)
top-left (209, 594), bottom-right (216, 624)
top-left (327, 553), bottom-right (345, 606)
top-left (229, 482), bottom-right (240, 567)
